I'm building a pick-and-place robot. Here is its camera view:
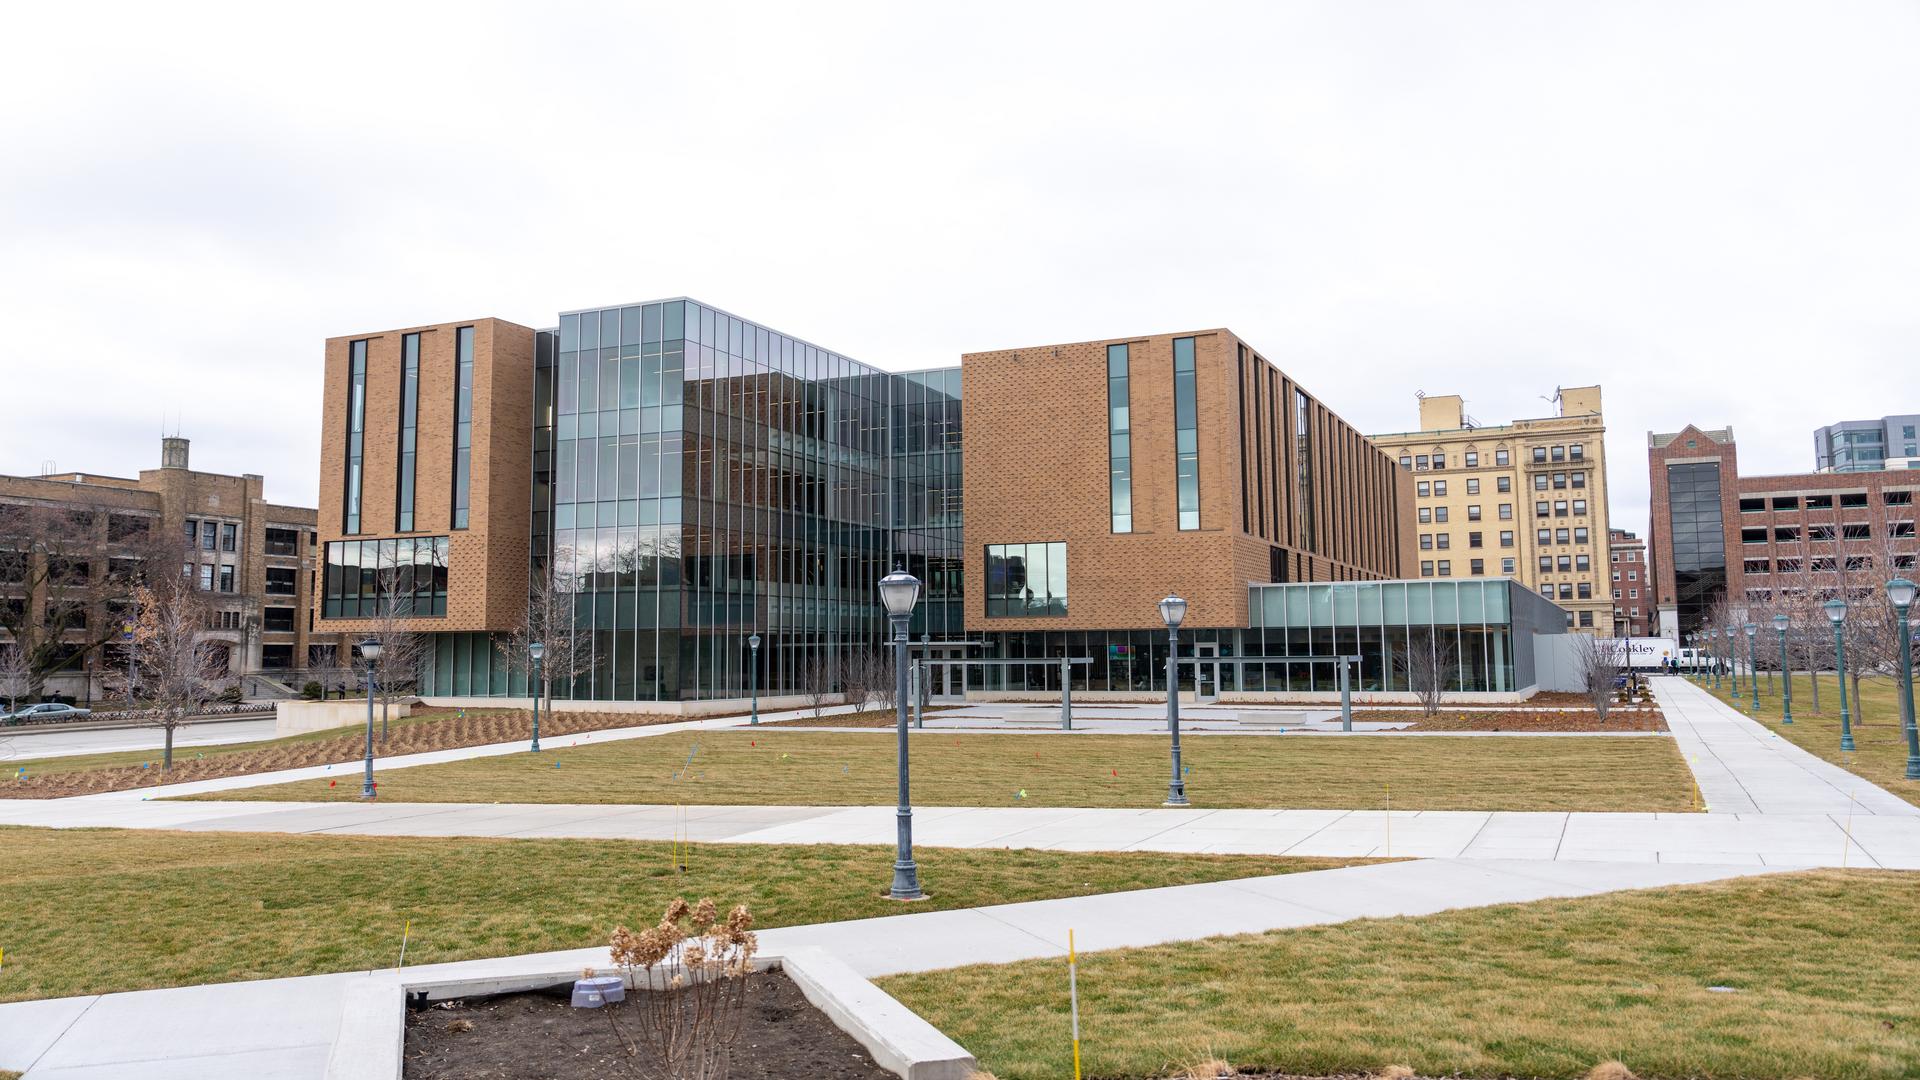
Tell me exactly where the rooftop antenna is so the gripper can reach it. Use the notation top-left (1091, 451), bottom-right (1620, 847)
top-left (40, 459), bottom-right (56, 476)
top-left (1540, 387), bottom-right (1563, 417)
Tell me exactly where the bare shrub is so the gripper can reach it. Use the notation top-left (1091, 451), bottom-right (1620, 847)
top-left (1394, 630), bottom-right (1456, 717)
top-left (0, 644), bottom-right (29, 714)
top-left (801, 654), bottom-right (838, 718)
top-left (1168, 1057), bottom-right (1233, 1080)
top-left (1575, 635), bottom-right (1627, 721)
top-left (604, 897), bottom-right (759, 1080)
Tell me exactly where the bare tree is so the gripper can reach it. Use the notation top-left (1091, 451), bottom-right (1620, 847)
top-left (498, 545), bottom-right (594, 711)
top-left (864, 648), bottom-right (897, 713)
top-left (1574, 634), bottom-right (1627, 720)
top-left (0, 643), bottom-right (29, 715)
top-left (126, 574), bottom-right (227, 770)
top-left (353, 564), bottom-right (426, 741)
top-left (800, 653), bottom-right (838, 718)
top-left (0, 502), bottom-right (182, 698)
top-left (1393, 629), bottom-right (1456, 718)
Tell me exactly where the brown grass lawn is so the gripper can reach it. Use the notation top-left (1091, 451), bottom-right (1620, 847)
top-left (201, 730), bottom-right (1698, 812)
top-left (882, 869), bottom-right (1920, 1080)
top-left (0, 827), bottom-right (1365, 1003)
top-left (1698, 674), bottom-right (1920, 808)
top-left (0, 708), bottom-right (685, 798)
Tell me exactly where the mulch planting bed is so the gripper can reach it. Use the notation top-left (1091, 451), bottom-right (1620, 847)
top-left (403, 970), bottom-right (896, 1080)
top-left (1369, 709), bottom-right (1667, 732)
top-left (758, 706), bottom-right (961, 728)
top-left (0, 710), bottom-right (684, 798)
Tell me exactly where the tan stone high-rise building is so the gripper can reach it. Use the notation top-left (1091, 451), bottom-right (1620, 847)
top-left (1369, 388), bottom-right (1612, 634)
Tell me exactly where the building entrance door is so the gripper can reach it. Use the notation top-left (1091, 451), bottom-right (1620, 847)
top-left (1195, 643), bottom-right (1219, 702)
top-left (930, 649), bottom-right (967, 702)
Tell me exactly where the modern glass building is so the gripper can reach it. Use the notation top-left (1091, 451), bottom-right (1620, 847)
top-left (968, 578), bottom-right (1563, 697)
top-left (422, 299), bottom-right (963, 701)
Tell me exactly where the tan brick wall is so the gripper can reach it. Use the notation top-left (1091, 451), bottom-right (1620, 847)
top-left (314, 318), bottom-right (534, 636)
top-left (963, 329), bottom-right (1407, 632)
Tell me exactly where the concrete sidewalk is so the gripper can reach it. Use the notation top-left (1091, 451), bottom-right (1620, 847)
top-left (3, 798), bottom-right (1915, 868)
top-left (1653, 676), bottom-right (1918, 816)
top-left (0, 856), bottom-right (1779, 1079)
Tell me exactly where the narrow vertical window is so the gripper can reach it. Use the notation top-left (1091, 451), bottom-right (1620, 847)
top-left (1107, 343), bottom-right (1132, 533)
top-left (1296, 388), bottom-right (1315, 551)
top-left (396, 332), bottom-right (420, 531)
top-left (1173, 337), bottom-right (1199, 530)
top-left (1236, 345), bottom-right (1250, 533)
top-left (452, 326), bottom-right (475, 529)
top-left (344, 339), bottom-right (367, 534)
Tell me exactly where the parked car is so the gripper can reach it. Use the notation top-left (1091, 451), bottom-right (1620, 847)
top-left (1, 702), bottom-right (93, 725)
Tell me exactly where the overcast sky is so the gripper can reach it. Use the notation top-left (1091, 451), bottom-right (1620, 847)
top-left (3, 1), bottom-right (1915, 536)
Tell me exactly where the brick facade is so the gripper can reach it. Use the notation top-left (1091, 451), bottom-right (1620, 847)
top-left (962, 328), bottom-right (1410, 633)
top-left (314, 318), bottom-right (535, 636)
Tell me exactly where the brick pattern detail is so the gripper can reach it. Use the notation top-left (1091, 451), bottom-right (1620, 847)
top-left (961, 329), bottom-right (1407, 632)
top-left (314, 318), bottom-right (534, 635)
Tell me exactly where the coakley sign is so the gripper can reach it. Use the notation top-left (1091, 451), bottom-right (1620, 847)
top-left (1599, 637), bottom-right (1679, 668)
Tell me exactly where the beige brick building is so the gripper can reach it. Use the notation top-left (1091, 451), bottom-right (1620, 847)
top-left (1369, 388), bottom-right (1612, 634)
top-left (0, 437), bottom-right (339, 700)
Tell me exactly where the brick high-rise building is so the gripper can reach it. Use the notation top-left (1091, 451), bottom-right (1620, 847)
top-left (1369, 388), bottom-right (1612, 634)
top-left (1608, 527), bottom-right (1650, 636)
top-left (1647, 424), bottom-right (1920, 640)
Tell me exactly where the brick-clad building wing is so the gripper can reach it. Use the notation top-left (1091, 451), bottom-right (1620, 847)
top-left (314, 318), bottom-right (536, 638)
top-left (962, 328), bottom-right (1413, 634)
top-left (1648, 424), bottom-right (1920, 639)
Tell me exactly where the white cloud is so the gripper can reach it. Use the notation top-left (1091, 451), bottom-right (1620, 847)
top-left (2, 0), bottom-right (1915, 537)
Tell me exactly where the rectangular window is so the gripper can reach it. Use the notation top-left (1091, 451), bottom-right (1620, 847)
top-left (1499, 503), bottom-right (1513, 520)
top-left (218, 564), bottom-right (234, 593)
top-left (1173, 338), bottom-right (1199, 530)
top-left (1501, 558), bottom-right (1515, 574)
top-left (200, 521), bottom-right (217, 551)
top-left (1418, 507), bottom-right (1431, 523)
top-left (197, 563), bottom-right (214, 591)
top-left (1577, 582), bottom-right (1592, 599)
top-left (1573, 499), bottom-right (1587, 515)
top-left (1437, 559), bottom-right (1451, 577)
top-left (1500, 530), bottom-right (1514, 547)
top-left (1537, 528), bottom-right (1551, 545)
top-left (264, 528), bottom-right (299, 557)
top-left (1536, 501), bottom-right (1550, 517)
top-left (452, 326), bottom-right (475, 529)
top-left (220, 523), bottom-right (237, 552)
top-left (265, 567), bottom-right (297, 595)
top-left (1538, 555), bottom-right (1553, 572)
top-left (1433, 453), bottom-right (1445, 469)
top-left (396, 331), bottom-right (421, 531)
top-left (322, 537), bottom-right (450, 619)
top-left (1470, 558), bottom-right (1484, 576)
top-left (1108, 343), bottom-right (1133, 533)
top-left (1497, 476), bottom-right (1511, 492)
top-left (1533, 447), bottom-right (1547, 463)
top-left (1576, 554), bottom-right (1591, 570)
top-left (1465, 452), bottom-right (1479, 466)
top-left (1555, 500), bottom-right (1568, 517)
top-left (1579, 610), bottom-right (1593, 627)
top-left (1420, 534), bottom-right (1433, 550)
top-left (183, 518), bottom-right (198, 544)
top-left (1555, 528), bottom-right (1571, 544)
top-left (1574, 527), bottom-right (1590, 544)
top-left (1465, 478), bottom-right (1479, 494)
top-left (1496, 449), bottom-right (1510, 466)
top-left (1551, 445), bottom-right (1565, 461)
top-left (1421, 560), bottom-right (1434, 577)
top-left (1806, 495), bottom-right (1833, 509)
top-left (1295, 388), bottom-right (1314, 549)
top-left (1572, 472), bottom-right (1586, 488)
top-left (984, 542), bottom-right (1068, 617)
top-left (1467, 505), bottom-right (1481, 521)
top-left (1417, 481), bottom-right (1430, 497)
top-left (344, 339), bottom-right (367, 534)
top-left (1434, 506), bottom-right (1448, 523)
top-left (1468, 531), bottom-right (1483, 547)
top-left (1558, 555), bottom-right (1572, 571)
top-left (263, 607), bottom-right (296, 633)
top-left (1570, 444), bottom-right (1584, 460)
top-left (1436, 533), bottom-right (1450, 549)
top-left (1434, 480), bottom-right (1448, 496)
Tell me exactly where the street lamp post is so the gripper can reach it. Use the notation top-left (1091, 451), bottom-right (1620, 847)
top-left (1886, 578), bottom-right (1918, 780)
top-left (1826, 598), bottom-right (1854, 752)
top-left (359, 637), bottom-right (383, 799)
top-left (878, 570), bottom-right (924, 901)
top-left (1728, 625), bottom-right (1743, 701)
top-left (528, 641), bottom-right (545, 752)
top-left (1709, 628), bottom-right (1721, 691)
top-left (1743, 623), bottom-right (1759, 714)
top-left (1773, 613), bottom-right (1792, 725)
top-left (1159, 594), bottom-right (1189, 807)
top-left (748, 633), bottom-right (761, 725)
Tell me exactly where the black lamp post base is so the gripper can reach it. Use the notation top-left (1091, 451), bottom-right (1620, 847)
top-left (888, 861), bottom-right (925, 901)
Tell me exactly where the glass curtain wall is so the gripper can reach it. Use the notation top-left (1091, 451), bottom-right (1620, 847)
top-left (429, 300), bottom-right (964, 702)
top-left (1666, 462), bottom-right (1725, 637)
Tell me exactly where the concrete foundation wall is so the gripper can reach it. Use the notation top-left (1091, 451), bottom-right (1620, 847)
top-left (418, 694), bottom-right (834, 717)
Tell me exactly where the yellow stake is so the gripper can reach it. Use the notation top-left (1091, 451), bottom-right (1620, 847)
top-left (1068, 928), bottom-right (1082, 1080)
top-left (398, 919), bottom-right (412, 969)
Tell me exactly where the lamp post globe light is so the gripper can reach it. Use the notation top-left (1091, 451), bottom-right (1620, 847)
top-left (528, 641), bottom-right (545, 752)
top-left (1743, 623), bottom-right (1759, 714)
top-left (1773, 613), bottom-right (1793, 725)
top-left (877, 569), bottom-right (924, 901)
top-left (1158, 594), bottom-right (1190, 807)
top-left (359, 638), bottom-right (383, 799)
top-left (748, 633), bottom-right (761, 726)
top-left (1825, 598), bottom-right (1855, 752)
top-left (1886, 577), bottom-right (1919, 779)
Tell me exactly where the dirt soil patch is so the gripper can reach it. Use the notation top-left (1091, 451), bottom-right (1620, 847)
top-left (1373, 709), bottom-right (1667, 732)
top-left (403, 970), bottom-right (895, 1080)
top-left (0, 709), bottom-right (683, 799)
